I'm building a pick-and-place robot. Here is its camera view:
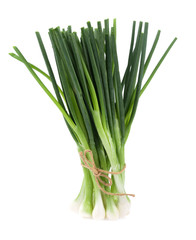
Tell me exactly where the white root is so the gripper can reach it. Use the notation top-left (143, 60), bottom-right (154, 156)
top-left (92, 192), bottom-right (105, 220)
top-left (118, 196), bottom-right (131, 218)
top-left (78, 200), bottom-right (92, 218)
top-left (70, 197), bottom-right (83, 213)
top-left (106, 200), bottom-right (119, 220)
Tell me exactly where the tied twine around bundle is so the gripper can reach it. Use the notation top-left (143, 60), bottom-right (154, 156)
top-left (79, 149), bottom-right (135, 197)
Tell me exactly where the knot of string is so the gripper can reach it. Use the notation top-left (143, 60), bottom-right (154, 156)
top-left (79, 149), bottom-right (135, 197)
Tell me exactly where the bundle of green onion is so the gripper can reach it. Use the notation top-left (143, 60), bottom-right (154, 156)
top-left (10, 19), bottom-right (176, 220)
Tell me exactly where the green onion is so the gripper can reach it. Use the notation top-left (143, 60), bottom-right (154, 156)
top-left (10, 19), bottom-right (177, 220)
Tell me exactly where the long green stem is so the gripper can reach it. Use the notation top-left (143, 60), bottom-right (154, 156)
top-left (9, 53), bottom-right (66, 101)
top-left (13, 47), bottom-right (77, 131)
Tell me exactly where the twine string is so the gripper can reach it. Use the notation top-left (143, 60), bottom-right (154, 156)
top-left (79, 149), bottom-right (135, 197)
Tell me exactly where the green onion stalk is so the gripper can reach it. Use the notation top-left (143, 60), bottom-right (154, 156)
top-left (10, 19), bottom-right (177, 220)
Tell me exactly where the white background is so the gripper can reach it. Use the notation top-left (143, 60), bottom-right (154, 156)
top-left (1, 0), bottom-right (196, 239)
